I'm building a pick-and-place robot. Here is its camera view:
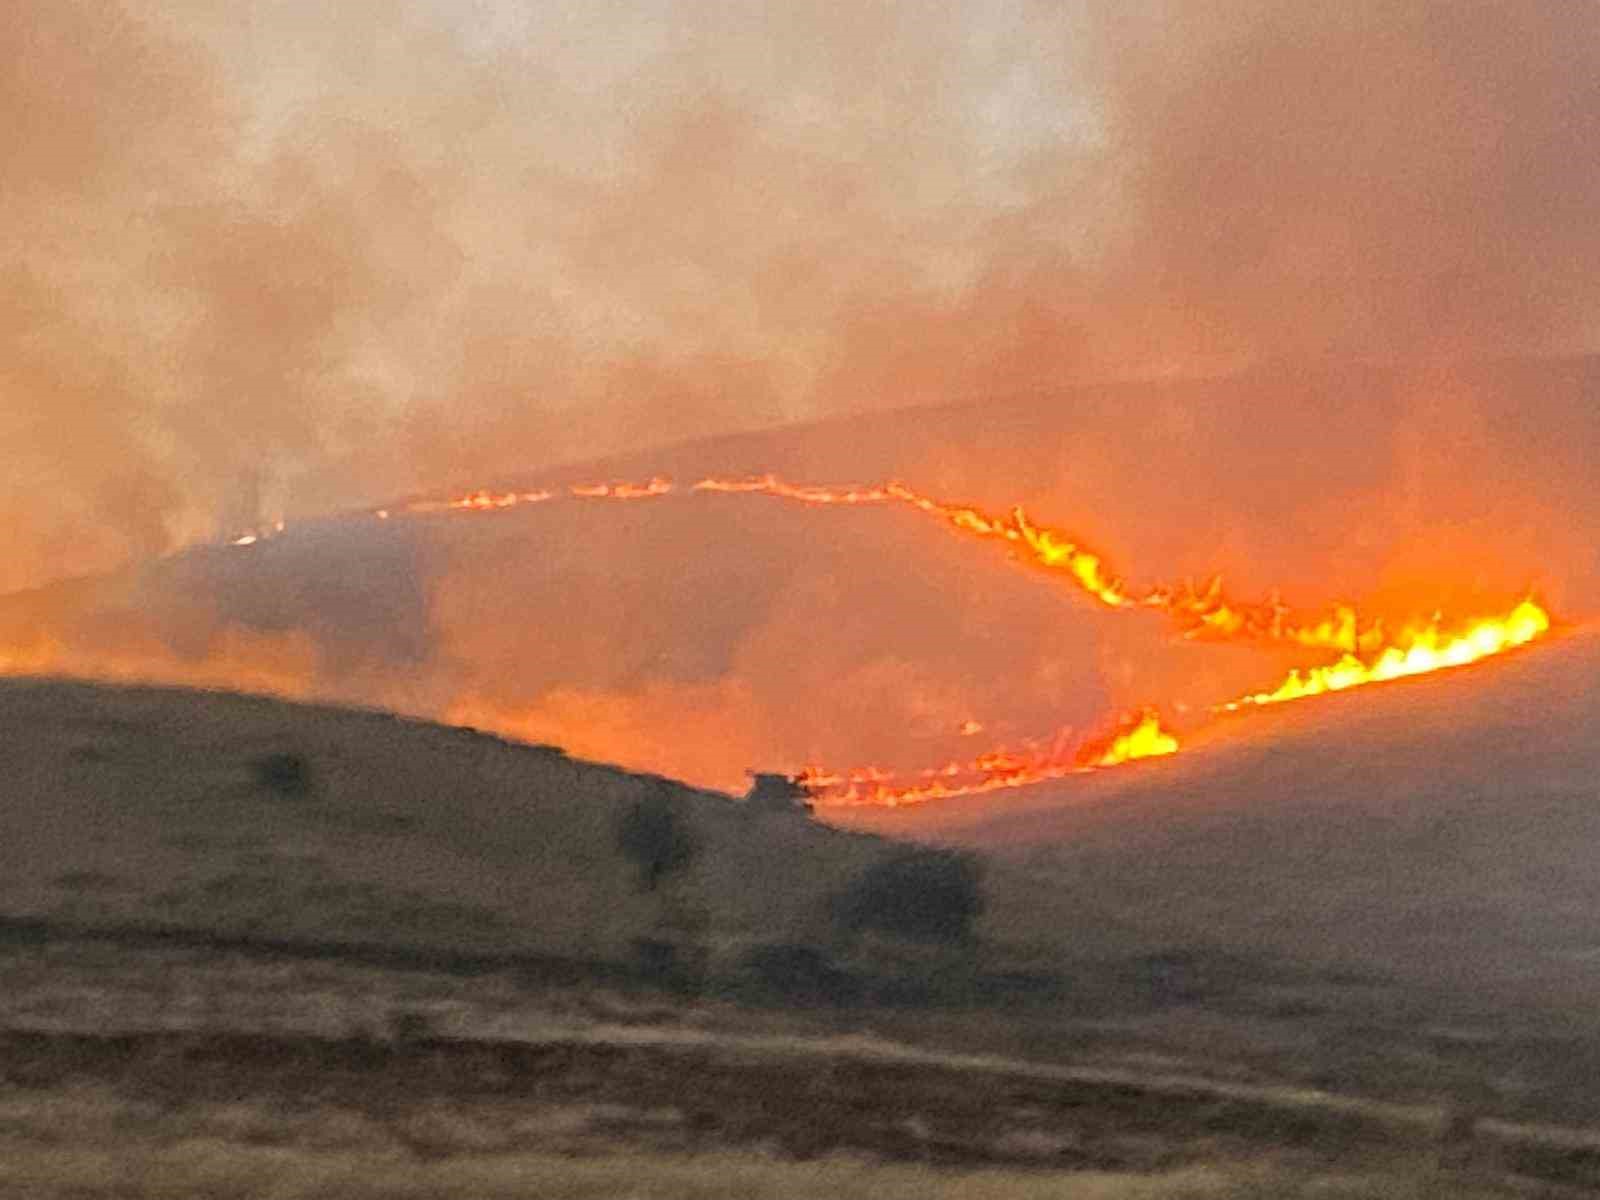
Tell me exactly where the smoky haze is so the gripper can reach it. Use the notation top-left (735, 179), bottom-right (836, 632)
top-left (4, 0), bottom-right (1600, 593)
top-left (2, 358), bottom-right (1596, 791)
top-left (4, 2), bottom-right (1600, 789)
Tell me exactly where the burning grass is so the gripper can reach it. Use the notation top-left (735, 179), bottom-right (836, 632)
top-left (0, 467), bottom-right (1561, 808)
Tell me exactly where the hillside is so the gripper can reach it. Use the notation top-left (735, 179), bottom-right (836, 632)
top-left (7, 674), bottom-right (1600, 1193)
top-left (2, 355), bottom-right (1597, 792)
top-left (839, 625), bottom-right (1600, 1005)
top-left (0, 677), bottom-right (884, 970)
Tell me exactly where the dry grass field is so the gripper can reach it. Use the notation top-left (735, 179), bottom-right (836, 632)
top-left (2, 661), bottom-right (1600, 1195)
top-left (0, 675), bottom-right (887, 966)
top-left (0, 1141), bottom-right (1538, 1200)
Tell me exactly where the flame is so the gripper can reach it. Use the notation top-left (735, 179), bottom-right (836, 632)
top-left (692, 474), bottom-right (893, 505)
top-left (878, 481), bottom-right (1128, 608)
top-left (2, 469), bottom-right (1561, 810)
top-left (794, 709), bottom-right (1181, 808)
top-left (408, 474), bottom-right (1129, 609)
top-left (1224, 599), bottom-right (1551, 709)
top-left (399, 472), bottom-right (1464, 646)
top-left (569, 477), bottom-right (674, 499)
top-left (375, 471), bottom-right (1559, 805)
top-left (1085, 708), bottom-right (1181, 767)
top-left (403, 488), bottom-right (555, 514)
top-left (795, 746), bottom-right (1085, 808)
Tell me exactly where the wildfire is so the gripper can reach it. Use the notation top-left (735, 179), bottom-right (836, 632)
top-left (398, 477), bottom-right (670, 512)
top-left (795, 708), bottom-right (1181, 807)
top-left (404, 489), bottom-right (554, 513)
top-left (373, 469), bottom-right (1560, 805)
top-left (1223, 599), bottom-right (1551, 710)
top-left (398, 472), bottom-right (1469, 647)
top-left (795, 746), bottom-right (1081, 808)
top-left (1085, 708), bottom-right (1181, 767)
top-left (691, 475), bottom-right (893, 505)
top-left (31, 469), bottom-right (1555, 810)
top-left (570, 477), bottom-right (674, 500)
top-left (866, 481), bottom-right (1129, 608)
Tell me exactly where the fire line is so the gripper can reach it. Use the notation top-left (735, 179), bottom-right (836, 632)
top-left (362, 472), bottom-right (1556, 807)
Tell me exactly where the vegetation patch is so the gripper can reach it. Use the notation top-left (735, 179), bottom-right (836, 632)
top-left (616, 785), bottom-right (697, 893)
top-left (834, 848), bottom-right (985, 945)
top-left (251, 752), bottom-right (313, 798)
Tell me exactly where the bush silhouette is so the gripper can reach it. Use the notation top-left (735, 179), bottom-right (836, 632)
top-left (617, 785), bottom-right (696, 892)
top-left (252, 751), bottom-right (312, 797)
top-left (834, 847), bottom-right (984, 944)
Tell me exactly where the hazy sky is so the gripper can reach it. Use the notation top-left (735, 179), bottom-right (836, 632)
top-left (4, 1), bottom-right (1599, 594)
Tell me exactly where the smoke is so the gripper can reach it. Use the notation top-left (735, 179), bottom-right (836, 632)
top-left (1086, 0), bottom-right (1600, 363)
top-left (3, 1), bottom-right (1599, 786)
top-left (6, 0), bottom-right (1599, 593)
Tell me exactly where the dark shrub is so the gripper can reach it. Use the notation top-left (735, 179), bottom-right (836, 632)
top-left (252, 752), bottom-right (312, 797)
top-left (616, 784), bottom-right (696, 891)
top-left (834, 848), bottom-right (984, 944)
top-left (735, 943), bottom-right (860, 1005)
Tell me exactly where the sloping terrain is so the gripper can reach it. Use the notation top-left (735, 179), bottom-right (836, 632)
top-left (839, 626), bottom-right (1600, 1004)
top-left (5, 676), bottom-right (1600, 1194)
top-left (2, 355), bottom-right (1597, 791)
top-left (0, 677), bottom-right (882, 967)
top-left (3, 360), bottom-right (1600, 1192)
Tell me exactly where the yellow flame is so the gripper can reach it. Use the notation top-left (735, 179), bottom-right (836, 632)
top-left (25, 471), bottom-right (1547, 809)
top-left (1093, 709), bottom-right (1181, 767)
top-left (379, 471), bottom-right (1559, 805)
top-left (1228, 599), bottom-right (1551, 709)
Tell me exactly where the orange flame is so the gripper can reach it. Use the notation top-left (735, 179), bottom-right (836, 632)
top-left (795, 748), bottom-right (1084, 808)
top-left (399, 473), bottom-right (1453, 644)
top-left (569, 477), bottom-right (674, 500)
top-left (373, 470), bottom-right (1559, 805)
top-left (795, 709), bottom-right (1181, 808)
top-left (691, 475), bottom-right (893, 505)
top-left (3, 470), bottom-right (1559, 810)
top-left (402, 489), bottom-right (554, 514)
top-left (1223, 599), bottom-right (1551, 710)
